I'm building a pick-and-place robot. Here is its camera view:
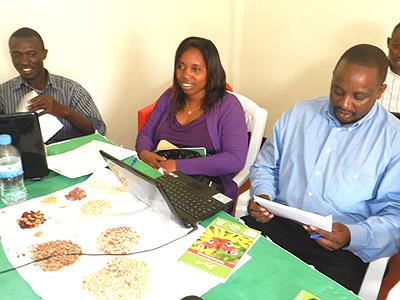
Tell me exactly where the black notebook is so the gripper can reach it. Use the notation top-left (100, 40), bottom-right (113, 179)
top-left (0, 112), bottom-right (49, 179)
top-left (100, 150), bottom-right (232, 228)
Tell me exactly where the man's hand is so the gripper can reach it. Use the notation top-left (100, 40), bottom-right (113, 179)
top-left (159, 159), bottom-right (176, 173)
top-left (303, 223), bottom-right (350, 251)
top-left (27, 94), bottom-right (66, 117)
top-left (139, 150), bottom-right (166, 169)
top-left (247, 195), bottom-right (274, 223)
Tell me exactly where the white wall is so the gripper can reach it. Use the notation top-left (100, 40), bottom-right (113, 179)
top-left (239, 0), bottom-right (400, 134)
top-left (0, 0), bottom-right (234, 147)
top-left (1, 0), bottom-right (399, 147)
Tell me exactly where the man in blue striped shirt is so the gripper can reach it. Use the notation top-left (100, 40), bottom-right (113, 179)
top-left (244, 44), bottom-right (400, 293)
top-left (0, 27), bottom-right (106, 143)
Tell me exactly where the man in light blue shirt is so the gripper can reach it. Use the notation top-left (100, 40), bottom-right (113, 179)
top-left (243, 44), bottom-right (400, 294)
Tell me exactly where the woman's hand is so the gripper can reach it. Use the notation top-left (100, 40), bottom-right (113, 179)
top-left (138, 150), bottom-right (166, 169)
top-left (159, 159), bottom-right (177, 173)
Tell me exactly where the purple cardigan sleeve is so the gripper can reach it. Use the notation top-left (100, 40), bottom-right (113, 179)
top-left (135, 89), bottom-right (171, 154)
top-left (177, 94), bottom-right (248, 176)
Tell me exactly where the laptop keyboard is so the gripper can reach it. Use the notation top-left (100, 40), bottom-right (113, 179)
top-left (157, 175), bottom-right (222, 219)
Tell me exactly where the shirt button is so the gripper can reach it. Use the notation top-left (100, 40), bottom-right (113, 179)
top-left (352, 174), bottom-right (359, 179)
top-left (308, 192), bottom-right (313, 197)
top-left (336, 128), bottom-right (342, 132)
top-left (315, 170), bottom-right (321, 176)
top-left (326, 148), bottom-right (331, 154)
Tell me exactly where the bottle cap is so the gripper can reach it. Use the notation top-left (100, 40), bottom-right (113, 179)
top-left (0, 134), bottom-right (12, 145)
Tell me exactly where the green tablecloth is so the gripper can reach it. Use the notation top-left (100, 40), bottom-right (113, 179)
top-left (0, 134), bottom-right (359, 300)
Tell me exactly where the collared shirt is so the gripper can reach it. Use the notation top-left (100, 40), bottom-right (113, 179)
top-left (0, 71), bottom-right (106, 143)
top-left (250, 96), bottom-right (400, 262)
top-left (378, 67), bottom-right (400, 112)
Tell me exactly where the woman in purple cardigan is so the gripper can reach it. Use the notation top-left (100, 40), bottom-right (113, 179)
top-left (135, 37), bottom-right (248, 202)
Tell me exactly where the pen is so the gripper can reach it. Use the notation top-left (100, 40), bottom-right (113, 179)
top-left (130, 156), bottom-right (138, 166)
top-left (310, 234), bottom-right (321, 240)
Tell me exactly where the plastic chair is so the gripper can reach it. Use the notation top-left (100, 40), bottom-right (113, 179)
top-left (228, 92), bottom-right (268, 190)
top-left (387, 280), bottom-right (400, 300)
top-left (358, 257), bottom-right (390, 299)
top-left (137, 83), bottom-right (234, 132)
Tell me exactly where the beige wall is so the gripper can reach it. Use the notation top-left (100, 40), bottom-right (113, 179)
top-left (239, 0), bottom-right (400, 134)
top-left (0, 0), bottom-right (399, 147)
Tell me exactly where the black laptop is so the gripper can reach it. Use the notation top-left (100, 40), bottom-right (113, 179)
top-left (0, 112), bottom-right (49, 179)
top-left (100, 150), bottom-right (232, 228)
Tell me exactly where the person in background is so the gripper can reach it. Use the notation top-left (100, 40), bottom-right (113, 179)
top-left (243, 44), bottom-right (400, 293)
top-left (378, 22), bottom-right (400, 115)
top-left (0, 27), bottom-right (106, 143)
top-left (135, 36), bottom-right (248, 202)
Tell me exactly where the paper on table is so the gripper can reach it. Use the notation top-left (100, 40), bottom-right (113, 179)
top-left (254, 196), bottom-right (332, 232)
top-left (47, 140), bottom-right (136, 178)
top-left (16, 90), bottom-right (64, 142)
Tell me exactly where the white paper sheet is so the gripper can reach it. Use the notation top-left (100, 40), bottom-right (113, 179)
top-left (0, 168), bottom-right (224, 300)
top-left (254, 196), bottom-right (332, 232)
top-left (38, 114), bottom-right (64, 142)
top-left (47, 140), bottom-right (136, 178)
top-left (16, 90), bottom-right (64, 142)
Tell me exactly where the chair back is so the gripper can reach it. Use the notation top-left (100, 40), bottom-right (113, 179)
top-left (228, 92), bottom-right (268, 188)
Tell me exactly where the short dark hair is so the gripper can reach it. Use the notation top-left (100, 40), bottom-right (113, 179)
top-left (334, 44), bottom-right (389, 85)
top-left (391, 22), bottom-right (400, 37)
top-left (9, 27), bottom-right (45, 49)
top-left (171, 37), bottom-right (226, 112)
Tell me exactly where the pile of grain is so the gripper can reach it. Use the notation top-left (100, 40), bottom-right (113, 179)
top-left (41, 196), bottom-right (59, 204)
top-left (80, 200), bottom-right (112, 216)
top-left (65, 187), bottom-right (87, 201)
top-left (31, 240), bottom-right (82, 271)
top-left (18, 211), bottom-right (46, 229)
top-left (82, 257), bottom-right (149, 300)
top-left (96, 226), bottom-right (139, 254)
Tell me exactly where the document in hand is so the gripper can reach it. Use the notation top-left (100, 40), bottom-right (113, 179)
top-left (17, 90), bottom-right (64, 142)
top-left (178, 217), bottom-right (260, 281)
top-left (156, 139), bottom-right (206, 157)
top-left (254, 196), bottom-right (332, 232)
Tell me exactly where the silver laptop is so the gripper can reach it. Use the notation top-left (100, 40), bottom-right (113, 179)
top-left (100, 150), bottom-right (233, 228)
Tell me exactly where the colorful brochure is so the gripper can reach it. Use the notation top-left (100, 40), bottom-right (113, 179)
top-left (178, 217), bottom-right (260, 280)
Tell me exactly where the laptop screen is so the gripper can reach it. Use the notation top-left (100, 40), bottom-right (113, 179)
top-left (0, 112), bottom-right (48, 179)
top-left (100, 150), bottom-right (179, 225)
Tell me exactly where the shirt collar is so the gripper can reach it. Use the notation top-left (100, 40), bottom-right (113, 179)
top-left (11, 69), bottom-right (53, 92)
top-left (324, 99), bottom-right (378, 131)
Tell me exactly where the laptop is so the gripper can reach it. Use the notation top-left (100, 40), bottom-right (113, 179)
top-left (0, 112), bottom-right (49, 180)
top-left (100, 150), bottom-right (233, 228)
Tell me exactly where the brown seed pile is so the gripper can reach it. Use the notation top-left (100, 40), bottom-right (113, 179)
top-left (80, 200), bottom-right (112, 216)
top-left (31, 240), bottom-right (82, 271)
top-left (82, 257), bottom-right (150, 300)
top-left (18, 211), bottom-right (46, 229)
top-left (96, 227), bottom-right (139, 254)
top-left (65, 187), bottom-right (87, 201)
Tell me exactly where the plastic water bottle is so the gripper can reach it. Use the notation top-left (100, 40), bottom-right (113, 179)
top-left (0, 134), bottom-right (27, 206)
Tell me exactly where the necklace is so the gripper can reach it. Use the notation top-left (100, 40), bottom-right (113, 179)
top-left (186, 103), bottom-right (201, 115)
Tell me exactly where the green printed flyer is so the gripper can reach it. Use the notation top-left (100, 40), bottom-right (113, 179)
top-left (178, 217), bottom-right (260, 280)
